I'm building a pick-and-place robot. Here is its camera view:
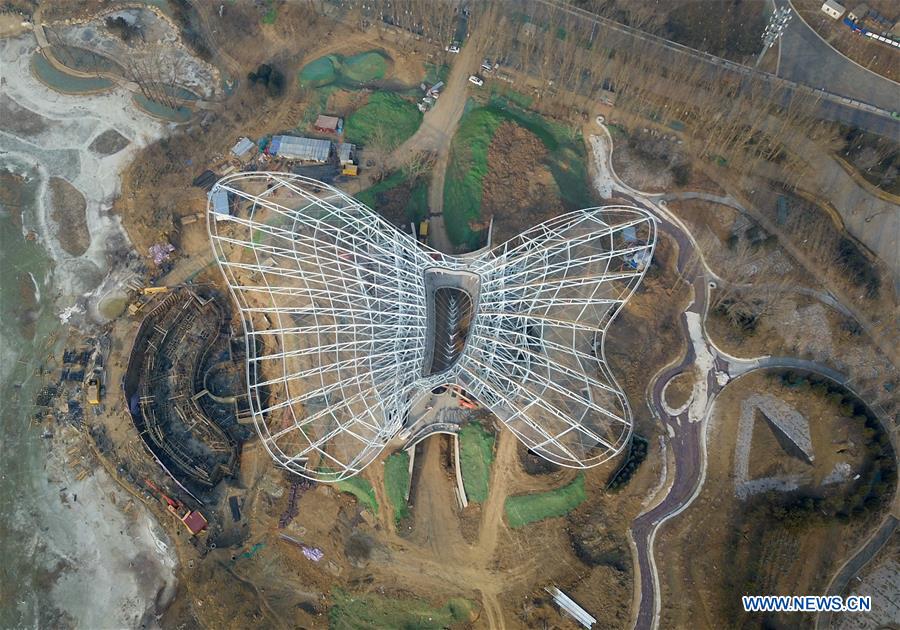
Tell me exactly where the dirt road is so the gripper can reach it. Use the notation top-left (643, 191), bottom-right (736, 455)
top-left (366, 427), bottom-right (530, 629)
top-left (390, 26), bottom-right (484, 254)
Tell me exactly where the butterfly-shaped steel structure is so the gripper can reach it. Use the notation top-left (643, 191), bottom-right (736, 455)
top-left (208, 172), bottom-right (655, 481)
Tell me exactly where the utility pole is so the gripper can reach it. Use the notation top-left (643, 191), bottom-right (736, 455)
top-left (756, 5), bottom-right (792, 68)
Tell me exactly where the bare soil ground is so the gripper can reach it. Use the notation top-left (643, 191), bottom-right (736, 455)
top-left (88, 129), bottom-right (129, 156)
top-left (655, 370), bottom-right (888, 629)
top-left (481, 122), bottom-right (564, 244)
top-left (48, 176), bottom-right (90, 256)
top-left (664, 367), bottom-right (697, 409)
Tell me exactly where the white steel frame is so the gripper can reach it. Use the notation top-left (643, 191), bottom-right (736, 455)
top-left (208, 172), bottom-right (656, 481)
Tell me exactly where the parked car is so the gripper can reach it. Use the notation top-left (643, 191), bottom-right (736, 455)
top-left (481, 58), bottom-right (494, 72)
top-left (446, 41), bottom-right (460, 53)
top-left (468, 75), bottom-right (484, 86)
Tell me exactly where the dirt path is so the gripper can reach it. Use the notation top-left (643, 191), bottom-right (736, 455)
top-left (409, 437), bottom-right (467, 560)
top-left (389, 24), bottom-right (485, 254)
top-left (359, 428), bottom-right (532, 629)
top-left (476, 429), bottom-right (517, 557)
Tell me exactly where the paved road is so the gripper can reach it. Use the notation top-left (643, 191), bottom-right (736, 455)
top-left (816, 515), bottom-right (899, 629)
top-left (593, 127), bottom-right (898, 630)
top-left (535, 0), bottom-right (899, 136)
top-left (776, 0), bottom-right (900, 112)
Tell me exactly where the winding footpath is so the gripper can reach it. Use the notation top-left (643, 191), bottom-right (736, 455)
top-left (587, 125), bottom-right (897, 630)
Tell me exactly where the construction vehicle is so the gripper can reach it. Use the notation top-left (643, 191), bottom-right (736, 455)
top-left (342, 163), bottom-right (358, 176)
top-left (141, 286), bottom-right (170, 296)
top-left (85, 377), bottom-right (101, 405)
top-left (144, 479), bottom-right (208, 536)
top-left (418, 219), bottom-right (429, 244)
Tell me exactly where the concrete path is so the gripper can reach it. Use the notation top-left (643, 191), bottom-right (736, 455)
top-left (589, 124), bottom-right (898, 630)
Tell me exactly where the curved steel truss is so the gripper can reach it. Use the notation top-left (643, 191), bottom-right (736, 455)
top-left (208, 172), bottom-right (656, 481)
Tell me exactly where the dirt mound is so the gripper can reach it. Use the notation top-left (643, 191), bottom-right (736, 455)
top-left (481, 122), bottom-right (564, 243)
top-left (518, 442), bottom-right (561, 476)
top-left (48, 177), bottom-right (90, 257)
top-left (569, 503), bottom-right (629, 570)
top-left (89, 129), bottom-right (130, 156)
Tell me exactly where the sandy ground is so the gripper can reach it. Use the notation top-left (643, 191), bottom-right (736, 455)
top-left (0, 35), bottom-right (169, 326)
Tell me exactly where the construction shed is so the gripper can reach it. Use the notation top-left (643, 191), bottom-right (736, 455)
top-left (314, 115), bottom-right (343, 134)
top-left (821, 0), bottom-right (845, 19)
top-left (337, 142), bottom-right (355, 165)
top-left (209, 189), bottom-right (231, 220)
top-left (270, 135), bottom-right (332, 163)
top-left (230, 137), bottom-right (256, 160)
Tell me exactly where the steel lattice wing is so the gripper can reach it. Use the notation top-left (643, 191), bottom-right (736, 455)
top-left (209, 173), bottom-right (655, 481)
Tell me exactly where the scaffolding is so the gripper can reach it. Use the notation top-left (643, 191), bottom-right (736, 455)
top-left (208, 172), bottom-right (656, 482)
top-left (124, 288), bottom-right (240, 490)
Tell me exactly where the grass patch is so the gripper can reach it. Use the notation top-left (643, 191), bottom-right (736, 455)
top-left (505, 473), bottom-right (586, 528)
top-left (356, 170), bottom-right (407, 209)
top-left (384, 451), bottom-right (411, 524)
top-left (260, 0), bottom-right (277, 24)
top-left (443, 108), bottom-right (505, 248)
top-left (342, 51), bottom-right (389, 83)
top-left (459, 423), bottom-right (495, 503)
top-left (405, 179), bottom-right (429, 222)
top-left (443, 102), bottom-right (594, 248)
top-left (299, 51), bottom-right (389, 89)
top-left (298, 84), bottom-right (339, 129)
top-left (334, 476), bottom-right (379, 514)
top-left (344, 92), bottom-right (422, 149)
top-left (329, 589), bottom-right (472, 630)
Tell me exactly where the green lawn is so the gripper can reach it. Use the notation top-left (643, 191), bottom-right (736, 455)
top-left (298, 56), bottom-right (337, 88)
top-left (443, 102), bottom-right (594, 249)
top-left (261, 0), bottom-right (277, 24)
top-left (459, 423), bottom-right (495, 503)
top-left (424, 63), bottom-right (449, 85)
top-left (329, 590), bottom-right (472, 630)
top-left (505, 473), bottom-right (586, 528)
top-left (334, 475), bottom-right (379, 515)
top-left (443, 108), bottom-right (506, 248)
top-left (384, 451), bottom-right (411, 524)
top-left (344, 92), bottom-right (423, 149)
top-left (298, 51), bottom-right (389, 89)
top-left (342, 51), bottom-right (389, 83)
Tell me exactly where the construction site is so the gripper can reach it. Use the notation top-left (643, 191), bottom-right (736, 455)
top-left (122, 286), bottom-right (251, 499)
top-left (6, 0), bottom-right (896, 626)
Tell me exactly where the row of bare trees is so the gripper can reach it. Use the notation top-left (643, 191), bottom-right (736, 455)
top-left (329, 0), bottom-right (841, 191)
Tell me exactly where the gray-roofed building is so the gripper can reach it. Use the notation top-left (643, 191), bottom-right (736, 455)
top-left (209, 189), bottom-right (230, 220)
top-left (231, 137), bottom-right (256, 160)
top-left (337, 143), bottom-right (355, 165)
top-left (270, 136), bottom-right (332, 163)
